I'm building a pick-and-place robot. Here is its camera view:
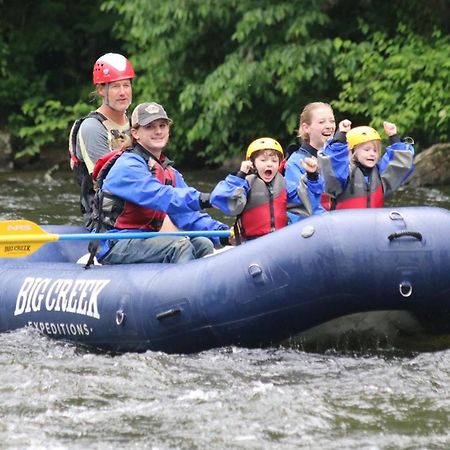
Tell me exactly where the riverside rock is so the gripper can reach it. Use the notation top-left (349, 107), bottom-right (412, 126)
top-left (407, 143), bottom-right (450, 187)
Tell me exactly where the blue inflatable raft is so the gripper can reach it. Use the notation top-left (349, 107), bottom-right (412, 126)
top-left (0, 206), bottom-right (449, 353)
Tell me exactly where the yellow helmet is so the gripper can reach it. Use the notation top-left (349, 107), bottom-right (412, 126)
top-left (246, 137), bottom-right (284, 160)
top-left (346, 126), bottom-right (381, 150)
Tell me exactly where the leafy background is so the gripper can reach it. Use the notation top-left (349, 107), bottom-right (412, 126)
top-left (0, 0), bottom-right (448, 167)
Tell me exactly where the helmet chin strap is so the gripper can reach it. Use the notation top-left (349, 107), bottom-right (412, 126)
top-left (103, 83), bottom-right (112, 109)
top-left (103, 83), bottom-right (120, 111)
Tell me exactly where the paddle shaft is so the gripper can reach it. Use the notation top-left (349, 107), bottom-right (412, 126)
top-left (0, 219), bottom-right (231, 258)
top-left (0, 230), bottom-right (230, 243)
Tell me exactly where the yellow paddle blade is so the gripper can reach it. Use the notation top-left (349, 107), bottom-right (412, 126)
top-left (0, 220), bottom-right (59, 258)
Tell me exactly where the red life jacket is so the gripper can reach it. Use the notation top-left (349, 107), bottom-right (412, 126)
top-left (92, 147), bottom-right (126, 184)
top-left (333, 165), bottom-right (385, 209)
top-left (320, 193), bottom-right (333, 211)
top-left (238, 173), bottom-right (287, 240)
top-left (92, 145), bottom-right (177, 232)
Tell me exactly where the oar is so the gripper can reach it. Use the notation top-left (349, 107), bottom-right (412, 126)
top-left (0, 220), bottom-right (231, 258)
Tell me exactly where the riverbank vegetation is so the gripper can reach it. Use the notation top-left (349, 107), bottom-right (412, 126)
top-left (0, 0), bottom-right (448, 166)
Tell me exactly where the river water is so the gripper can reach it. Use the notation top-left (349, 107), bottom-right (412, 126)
top-left (0, 169), bottom-right (450, 450)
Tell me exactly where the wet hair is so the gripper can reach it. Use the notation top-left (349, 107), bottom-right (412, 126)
top-left (297, 102), bottom-right (334, 141)
top-left (89, 87), bottom-right (102, 103)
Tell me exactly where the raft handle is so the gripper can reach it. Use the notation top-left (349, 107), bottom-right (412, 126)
top-left (399, 281), bottom-right (413, 298)
top-left (388, 230), bottom-right (423, 242)
top-left (389, 210), bottom-right (404, 221)
top-left (156, 308), bottom-right (181, 320)
top-left (116, 309), bottom-right (125, 326)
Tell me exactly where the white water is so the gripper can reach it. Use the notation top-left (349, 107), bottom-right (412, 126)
top-left (0, 170), bottom-right (449, 449)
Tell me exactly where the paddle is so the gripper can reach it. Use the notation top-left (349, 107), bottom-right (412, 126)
top-left (0, 220), bottom-right (231, 258)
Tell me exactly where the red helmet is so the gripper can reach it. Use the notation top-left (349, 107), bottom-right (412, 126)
top-left (92, 53), bottom-right (135, 84)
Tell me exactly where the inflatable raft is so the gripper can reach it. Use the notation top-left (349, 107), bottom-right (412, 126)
top-left (0, 206), bottom-right (449, 354)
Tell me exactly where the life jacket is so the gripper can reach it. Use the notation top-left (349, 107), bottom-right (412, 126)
top-left (91, 144), bottom-right (177, 234)
top-left (68, 111), bottom-right (108, 183)
top-left (332, 163), bottom-right (384, 210)
top-left (92, 147), bottom-right (126, 186)
top-left (280, 142), bottom-right (332, 211)
top-left (320, 193), bottom-right (333, 211)
top-left (236, 172), bottom-right (287, 241)
top-left (68, 111), bottom-right (131, 229)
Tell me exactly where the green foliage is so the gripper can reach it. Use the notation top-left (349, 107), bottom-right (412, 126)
top-left (101, 0), bottom-right (335, 164)
top-left (333, 27), bottom-right (450, 146)
top-left (14, 100), bottom-right (93, 159)
top-left (101, 0), bottom-right (450, 164)
top-left (0, 0), bottom-right (122, 159)
top-left (2, 0), bottom-right (449, 163)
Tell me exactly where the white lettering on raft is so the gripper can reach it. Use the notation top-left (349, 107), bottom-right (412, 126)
top-left (27, 321), bottom-right (92, 336)
top-left (14, 277), bottom-right (110, 320)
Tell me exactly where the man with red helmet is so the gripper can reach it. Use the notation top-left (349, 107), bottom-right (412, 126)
top-left (72, 53), bottom-right (135, 228)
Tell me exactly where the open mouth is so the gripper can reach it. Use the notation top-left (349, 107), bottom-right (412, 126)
top-left (264, 168), bottom-right (274, 178)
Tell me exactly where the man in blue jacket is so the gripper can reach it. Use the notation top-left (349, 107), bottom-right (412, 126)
top-left (92, 102), bottom-right (228, 264)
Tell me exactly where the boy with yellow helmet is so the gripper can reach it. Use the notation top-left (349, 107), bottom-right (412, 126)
top-left (210, 137), bottom-right (322, 243)
top-left (318, 120), bottom-right (415, 209)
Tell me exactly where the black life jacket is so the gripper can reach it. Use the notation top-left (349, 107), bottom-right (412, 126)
top-left (68, 111), bottom-right (108, 229)
top-left (68, 111), bottom-right (130, 229)
top-left (68, 112), bottom-right (107, 174)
